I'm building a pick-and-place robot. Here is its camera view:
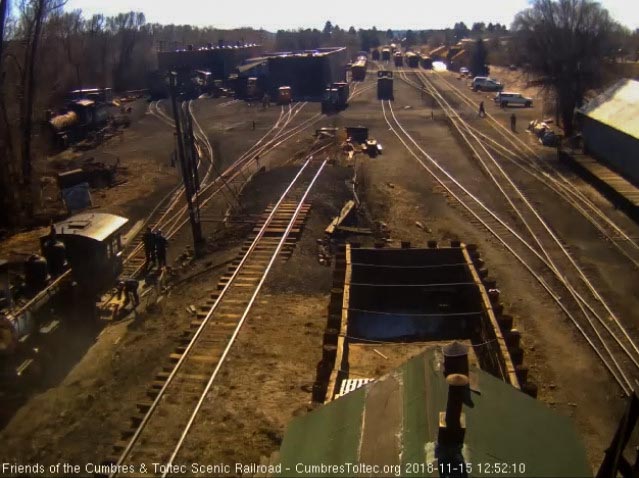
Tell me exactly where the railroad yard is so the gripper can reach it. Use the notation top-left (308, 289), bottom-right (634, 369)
top-left (1, 22), bottom-right (639, 477)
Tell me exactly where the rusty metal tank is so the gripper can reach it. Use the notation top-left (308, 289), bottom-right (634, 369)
top-left (49, 111), bottom-right (79, 132)
top-left (0, 311), bottom-right (35, 355)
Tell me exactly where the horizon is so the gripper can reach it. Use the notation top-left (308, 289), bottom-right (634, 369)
top-left (64, 0), bottom-right (639, 31)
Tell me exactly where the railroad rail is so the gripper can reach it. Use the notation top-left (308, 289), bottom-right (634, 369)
top-left (121, 100), bottom-right (311, 279)
top-left (28, 80), bottom-right (376, 316)
top-left (383, 71), bottom-right (639, 395)
top-left (108, 154), bottom-right (328, 477)
top-left (427, 71), bottom-right (639, 270)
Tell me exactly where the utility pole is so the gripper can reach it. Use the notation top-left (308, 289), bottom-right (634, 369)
top-left (185, 112), bottom-right (201, 192)
top-left (168, 72), bottom-right (205, 257)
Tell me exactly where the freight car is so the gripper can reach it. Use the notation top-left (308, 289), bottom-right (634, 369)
top-left (371, 49), bottom-right (380, 61)
top-left (351, 58), bottom-right (367, 81)
top-left (377, 70), bottom-right (394, 100)
top-left (393, 52), bottom-right (403, 67)
top-left (381, 47), bottom-right (391, 62)
top-left (406, 51), bottom-right (420, 68)
top-left (246, 77), bottom-right (262, 100)
top-left (321, 82), bottom-right (349, 113)
top-left (277, 86), bottom-right (292, 104)
top-left (420, 55), bottom-right (433, 70)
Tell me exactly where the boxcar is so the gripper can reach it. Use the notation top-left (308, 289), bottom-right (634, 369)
top-left (351, 59), bottom-right (367, 81)
top-left (406, 52), bottom-right (420, 68)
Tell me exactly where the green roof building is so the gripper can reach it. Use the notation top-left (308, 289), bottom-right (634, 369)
top-left (277, 347), bottom-right (591, 478)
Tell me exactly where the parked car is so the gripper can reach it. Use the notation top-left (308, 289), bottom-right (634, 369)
top-left (472, 76), bottom-right (503, 92)
top-left (493, 91), bottom-right (533, 107)
top-left (459, 67), bottom-right (469, 77)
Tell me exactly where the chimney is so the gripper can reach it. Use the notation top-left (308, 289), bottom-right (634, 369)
top-left (442, 341), bottom-right (469, 377)
top-left (438, 373), bottom-right (469, 447)
top-left (438, 341), bottom-right (470, 447)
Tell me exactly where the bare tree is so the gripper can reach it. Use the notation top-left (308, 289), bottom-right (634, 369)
top-left (17, 0), bottom-right (66, 216)
top-left (53, 9), bottom-right (85, 88)
top-left (108, 11), bottom-right (145, 91)
top-left (511, 0), bottom-right (618, 136)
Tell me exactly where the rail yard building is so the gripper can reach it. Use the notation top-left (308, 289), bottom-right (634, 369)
top-left (577, 79), bottom-right (639, 186)
top-left (262, 47), bottom-right (348, 100)
top-left (157, 43), bottom-right (260, 79)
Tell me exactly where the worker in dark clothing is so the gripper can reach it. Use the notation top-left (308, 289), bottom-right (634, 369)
top-left (155, 230), bottom-right (168, 268)
top-left (142, 227), bottom-right (156, 266)
top-left (510, 112), bottom-right (517, 132)
top-left (478, 101), bottom-right (486, 118)
top-left (124, 278), bottom-right (140, 306)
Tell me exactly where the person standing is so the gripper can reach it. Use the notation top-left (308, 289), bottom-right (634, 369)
top-left (124, 278), bottom-right (140, 306)
top-left (510, 112), bottom-right (517, 132)
top-left (155, 230), bottom-right (168, 268)
top-left (478, 101), bottom-right (486, 118)
top-left (142, 226), bottom-right (156, 266)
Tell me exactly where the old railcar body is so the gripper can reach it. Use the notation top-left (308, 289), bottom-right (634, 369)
top-left (43, 213), bottom-right (129, 295)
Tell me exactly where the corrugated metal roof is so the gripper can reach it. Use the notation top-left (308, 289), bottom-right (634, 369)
top-left (578, 79), bottom-right (639, 140)
top-left (277, 347), bottom-right (591, 477)
top-left (55, 213), bottom-right (128, 242)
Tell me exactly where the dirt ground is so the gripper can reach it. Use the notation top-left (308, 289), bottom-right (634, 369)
top-left (0, 98), bottom-right (349, 471)
top-left (0, 99), bottom-right (179, 261)
top-left (349, 69), bottom-right (638, 470)
top-left (1, 64), bottom-right (637, 477)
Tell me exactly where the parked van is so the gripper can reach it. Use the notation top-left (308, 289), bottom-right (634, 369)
top-left (471, 76), bottom-right (503, 92)
top-left (493, 91), bottom-right (533, 107)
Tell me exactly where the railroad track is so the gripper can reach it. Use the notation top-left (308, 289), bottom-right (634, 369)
top-left (121, 100), bottom-right (310, 279)
top-left (107, 154), bottom-right (328, 477)
top-left (123, 82), bottom-right (375, 280)
top-left (383, 72), bottom-right (639, 395)
top-left (427, 71), bottom-right (639, 269)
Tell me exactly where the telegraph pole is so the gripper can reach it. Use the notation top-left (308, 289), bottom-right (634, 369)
top-left (185, 113), bottom-right (201, 192)
top-left (168, 72), bottom-right (205, 257)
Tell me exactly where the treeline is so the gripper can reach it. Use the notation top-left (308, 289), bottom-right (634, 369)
top-left (274, 21), bottom-right (512, 56)
top-left (1, 2), bottom-right (638, 229)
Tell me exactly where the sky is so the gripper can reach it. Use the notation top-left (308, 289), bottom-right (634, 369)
top-left (65, 0), bottom-right (639, 31)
